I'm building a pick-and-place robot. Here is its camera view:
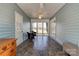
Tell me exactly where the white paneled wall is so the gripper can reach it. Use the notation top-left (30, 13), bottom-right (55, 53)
top-left (55, 4), bottom-right (79, 47)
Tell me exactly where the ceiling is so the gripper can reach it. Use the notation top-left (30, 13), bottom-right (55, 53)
top-left (17, 3), bottom-right (65, 19)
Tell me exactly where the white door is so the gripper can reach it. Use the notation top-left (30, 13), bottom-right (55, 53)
top-left (15, 11), bottom-right (23, 46)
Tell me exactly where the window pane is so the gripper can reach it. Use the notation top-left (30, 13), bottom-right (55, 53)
top-left (43, 22), bottom-right (47, 34)
top-left (32, 22), bottom-right (37, 32)
top-left (43, 22), bottom-right (46, 29)
top-left (38, 22), bottom-right (42, 34)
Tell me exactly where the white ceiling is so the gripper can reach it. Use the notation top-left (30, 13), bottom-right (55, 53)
top-left (17, 3), bottom-right (65, 19)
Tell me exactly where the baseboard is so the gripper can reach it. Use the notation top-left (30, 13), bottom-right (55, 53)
top-left (17, 39), bottom-right (29, 47)
top-left (49, 36), bottom-right (63, 47)
top-left (49, 36), bottom-right (63, 50)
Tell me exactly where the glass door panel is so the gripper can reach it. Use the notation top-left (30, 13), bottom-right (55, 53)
top-left (37, 22), bottom-right (42, 35)
top-left (43, 22), bottom-right (48, 35)
top-left (32, 22), bottom-right (37, 32)
top-left (32, 22), bottom-right (48, 35)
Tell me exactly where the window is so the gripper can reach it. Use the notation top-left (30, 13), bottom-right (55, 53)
top-left (32, 22), bottom-right (37, 32)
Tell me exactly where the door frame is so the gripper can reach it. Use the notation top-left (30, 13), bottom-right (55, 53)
top-left (31, 19), bottom-right (49, 36)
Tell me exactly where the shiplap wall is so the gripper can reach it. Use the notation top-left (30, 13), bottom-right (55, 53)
top-left (0, 4), bottom-right (30, 38)
top-left (55, 4), bottom-right (79, 47)
top-left (0, 4), bottom-right (15, 38)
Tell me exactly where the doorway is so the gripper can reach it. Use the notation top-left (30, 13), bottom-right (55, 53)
top-left (32, 21), bottom-right (49, 36)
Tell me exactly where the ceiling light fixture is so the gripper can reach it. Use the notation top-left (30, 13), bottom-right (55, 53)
top-left (38, 14), bottom-right (43, 19)
top-left (38, 15), bottom-right (42, 19)
top-left (34, 3), bottom-right (46, 19)
top-left (38, 3), bottom-right (44, 19)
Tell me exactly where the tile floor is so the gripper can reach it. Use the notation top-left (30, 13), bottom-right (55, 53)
top-left (17, 36), bottom-right (68, 56)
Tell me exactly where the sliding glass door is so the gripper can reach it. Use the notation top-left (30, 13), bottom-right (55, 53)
top-left (32, 22), bottom-right (48, 35)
